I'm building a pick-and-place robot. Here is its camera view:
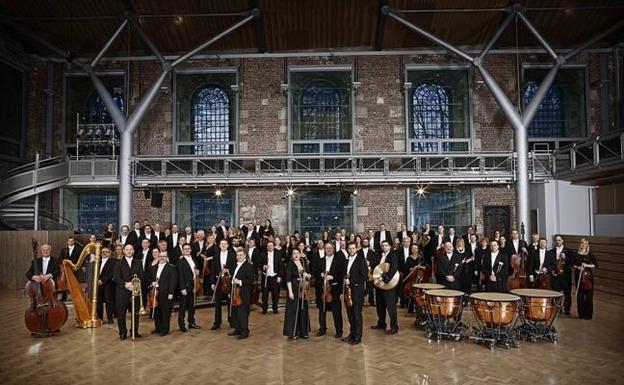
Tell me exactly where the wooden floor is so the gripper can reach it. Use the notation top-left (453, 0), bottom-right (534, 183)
top-left (2, 291), bottom-right (624, 385)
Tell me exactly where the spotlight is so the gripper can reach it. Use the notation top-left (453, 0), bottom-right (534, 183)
top-left (287, 188), bottom-right (295, 196)
top-left (215, 189), bottom-right (223, 197)
top-left (415, 184), bottom-right (428, 199)
top-left (352, 189), bottom-right (359, 196)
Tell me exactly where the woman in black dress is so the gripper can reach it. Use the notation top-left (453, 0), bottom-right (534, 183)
top-left (102, 223), bottom-right (116, 248)
top-left (573, 238), bottom-right (598, 320)
top-left (456, 238), bottom-right (474, 295)
top-left (283, 249), bottom-right (311, 339)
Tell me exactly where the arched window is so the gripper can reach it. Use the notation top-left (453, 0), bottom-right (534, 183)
top-left (191, 85), bottom-right (231, 155)
top-left (299, 80), bottom-right (342, 153)
top-left (411, 82), bottom-right (451, 152)
top-left (523, 82), bottom-right (563, 138)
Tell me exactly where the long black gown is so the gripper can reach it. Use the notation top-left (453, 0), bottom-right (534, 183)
top-left (283, 259), bottom-right (310, 338)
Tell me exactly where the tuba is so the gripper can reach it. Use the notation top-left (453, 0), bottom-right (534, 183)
top-left (372, 262), bottom-right (399, 290)
top-left (131, 274), bottom-right (142, 340)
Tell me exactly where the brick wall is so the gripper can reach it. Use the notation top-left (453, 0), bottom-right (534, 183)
top-left (238, 188), bottom-right (288, 235)
top-left (355, 187), bottom-right (407, 234)
top-left (473, 185), bottom-right (516, 237)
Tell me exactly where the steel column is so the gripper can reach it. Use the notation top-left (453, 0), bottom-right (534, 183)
top-left (479, 8), bottom-right (516, 60)
top-left (118, 130), bottom-right (133, 227)
top-left (565, 19), bottom-right (624, 60)
top-left (88, 73), bottom-right (127, 130)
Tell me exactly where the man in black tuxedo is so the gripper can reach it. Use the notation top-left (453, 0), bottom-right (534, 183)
top-left (436, 241), bottom-right (463, 290)
top-left (126, 221), bottom-right (143, 249)
top-left (343, 242), bottom-right (368, 345)
top-left (152, 223), bottom-right (165, 245)
top-left (27, 243), bottom-right (61, 283)
top-left (551, 234), bottom-right (573, 314)
top-left (505, 228), bottom-right (528, 278)
top-left (177, 243), bottom-right (200, 332)
top-left (166, 223), bottom-right (180, 252)
top-left (310, 239), bottom-right (327, 308)
top-left (216, 218), bottom-right (229, 243)
top-left (118, 225), bottom-right (131, 247)
top-left (228, 248), bottom-right (255, 339)
top-left (527, 233), bottom-right (540, 253)
top-left (462, 225), bottom-right (475, 247)
top-left (259, 240), bottom-right (282, 314)
top-left (210, 239), bottom-right (237, 330)
top-left (317, 243), bottom-right (345, 338)
top-left (528, 238), bottom-right (556, 288)
top-left (373, 224), bottom-right (392, 254)
top-left (96, 246), bottom-right (116, 324)
top-left (246, 238), bottom-right (261, 271)
top-left (481, 239), bottom-right (509, 292)
top-left (170, 236), bottom-right (185, 266)
top-left (434, 224), bottom-right (446, 251)
top-left (397, 236), bottom-right (412, 308)
top-left (149, 251), bottom-right (177, 336)
top-left (396, 224), bottom-right (412, 242)
top-left (183, 226), bottom-right (194, 245)
top-left (57, 236), bottom-right (82, 301)
top-left (113, 244), bottom-right (144, 340)
top-left (245, 221), bottom-right (260, 246)
top-left (238, 218), bottom-right (248, 240)
top-left (141, 224), bottom-right (158, 250)
top-left (371, 240), bottom-right (399, 334)
top-left (135, 238), bottom-right (153, 308)
top-left (191, 229), bottom-right (208, 291)
top-left (358, 237), bottom-right (378, 306)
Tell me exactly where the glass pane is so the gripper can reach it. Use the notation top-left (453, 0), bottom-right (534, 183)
top-left (175, 191), bottom-right (234, 231)
top-left (292, 143), bottom-right (320, 154)
top-left (292, 190), bottom-right (353, 239)
top-left (407, 69), bottom-right (470, 143)
top-left (176, 72), bottom-right (236, 155)
top-left (76, 191), bottom-right (118, 235)
top-left (410, 188), bottom-right (472, 232)
top-left (523, 68), bottom-right (586, 138)
top-left (323, 142), bottom-right (350, 153)
top-left (65, 75), bottom-right (124, 144)
top-left (291, 71), bottom-right (352, 142)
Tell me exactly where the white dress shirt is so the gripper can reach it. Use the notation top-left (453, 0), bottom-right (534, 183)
top-left (513, 239), bottom-right (520, 253)
top-left (248, 247), bottom-right (255, 261)
top-left (325, 255), bottom-right (334, 273)
top-left (539, 249), bottom-right (546, 269)
top-left (100, 257), bottom-right (108, 273)
top-left (347, 255), bottom-right (357, 275)
top-left (403, 247), bottom-right (410, 262)
top-left (233, 261), bottom-right (244, 280)
top-left (556, 245), bottom-right (563, 257)
top-left (141, 250), bottom-right (149, 270)
top-left (125, 256), bottom-right (133, 268)
top-left (380, 231), bottom-right (386, 242)
top-left (135, 229), bottom-right (141, 237)
top-left (219, 250), bottom-right (229, 267)
top-left (172, 232), bottom-right (178, 246)
top-left (491, 251), bottom-right (499, 269)
top-left (183, 256), bottom-right (196, 278)
top-left (156, 262), bottom-right (165, 281)
top-left (266, 251), bottom-right (276, 277)
top-left (42, 257), bottom-right (50, 274)
top-left (120, 235), bottom-right (128, 245)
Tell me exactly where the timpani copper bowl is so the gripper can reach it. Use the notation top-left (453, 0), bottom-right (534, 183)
top-left (412, 283), bottom-right (444, 328)
top-left (469, 292), bottom-right (521, 349)
top-left (510, 288), bottom-right (563, 343)
top-left (424, 289), bottom-right (465, 341)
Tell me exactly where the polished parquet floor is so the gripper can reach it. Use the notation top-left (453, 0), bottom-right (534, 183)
top-left (1, 290), bottom-right (623, 385)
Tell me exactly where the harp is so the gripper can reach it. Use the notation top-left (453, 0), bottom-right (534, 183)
top-left (61, 242), bottom-right (103, 328)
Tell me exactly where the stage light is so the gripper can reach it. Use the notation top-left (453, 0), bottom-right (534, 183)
top-left (415, 184), bottom-right (428, 199)
top-left (352, 189), bottom-right (359, 196)
top-left (287, 188), bottom-right (295, 196)
top-left (215, 189), bottom-right (223, 197)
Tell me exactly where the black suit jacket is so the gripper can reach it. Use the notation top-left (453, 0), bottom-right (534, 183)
top-left (26, 256), bottom-right (61, 280)
top-left (505, 239), bottom-right (528, 256)
top-left (127, 230), bottom-right (144, 249)
top-left (232, 260), bottom-right (255, 304)
top-left (396, 230), bottom-right (413, 241)
top-left (346, 255), bottom-right (368, 285)
top-left (150, 263), bottom-right (178, 296)
top-left (216, 225), bottom-right (229, 242)
top-left (210, 250), bottom-right (237, 285)
top-left (170, 245), bottom-right (183, 266)
top-left (373, 231), bottom-right (393, 253)
top-left (481, 251), bottom-right (509, 292)
top-left (166, 233), bottom-right (181, 251)
top-left (238, 225), bottom-right (248, 240)
top-left (322, 254), bottom-right (346, 296)
top-left (140, 233), bottom-right (158, 250)
top-left (396, 247), bottom-right (413, 275)
top-left (113, 257), bottom-right (144, 299)
top-left (135, 248), bottom-right (154, 271)
top-left (437, 252), bottom-right (463, 289)
top-left (258, 250), bottom-right (283, 278)
top-left (98, 257), bottom-right (116, 286)
top-left (358, 248), bottom-right (379, 270)
top-left (528, 249), bottom-right (556, 276)
top-left (59, 245), bottom-right (83, 264)
top-left (118, 234), bottom-right (132, 247)
top-left (378, 251), bottom-right (399, 285)
top-left (247, 247), bottom-right (262, 267)
top-left (177, 257), bottom-right (196, 293)
top-left (191, 240), bottom-right (208, 265)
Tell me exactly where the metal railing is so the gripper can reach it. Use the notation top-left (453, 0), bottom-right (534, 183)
top-left (132, 151), bottom-right (554, 186)
top-left (553, 130), bottom-right (624, 179)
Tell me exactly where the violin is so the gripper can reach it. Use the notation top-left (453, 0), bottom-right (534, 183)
top-left (24, 238), bottom-right (68, 335)
top-left (221, 271), bottom-right (231, 294)
top-left (343, 273), bottom-right (353, 308)
top-left (231, 281), bottom-right (242, 307)
top-left (580, 269), bottom-right (592, 291)
top-left (193, 270), bottom-right (202, 294)
top-left (323, 273), bottom-right (333, 303)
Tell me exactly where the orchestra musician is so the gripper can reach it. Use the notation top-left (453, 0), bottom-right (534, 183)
top-left (371, 240), bottom-right (399, 335)
top-left (140, 224), bottom-right (157, 250)
top-left (166, 223), bottom-right (180, 252)
top-left (572, 238), bottom-right (598, 320)
top-left (528, 238), bottom-right (556, 289)
top-left (149, 251), bottom-right (177, 336)
top-left (96, 246), bottom-right (116, 324)
top-left (177, 243), bottom-right (201, 332)
top-left (310, 239), bottom-right (326, 308)
top-left (552, 234), bottom-right (573, 315)
top-left (113, 244), bottom-right (144, 340)
top-left (228, 247), bottom-right (254, 339)
top-left (126, 221), bottom-right (143, 249)
top-left (317, 243), bottom-right (344, 338)
top-left (397, 236), bottom-right (412, 309)
top-left (373, 224), bottom-right (392, 254)
top-left (481, 239), bottom-right (509, 292)
top-left (118, 225), bottom-right (131, 247)
top-left (437, 241), bottom-right (463, 290)
top-left (284, 249), bottom-right (311, 340)
top-left (260, 240), bottom-right (282, 314)
top-left (456, 238), bottom-right (474, 295)
top-left (210, 239), bottom-right (236, 330)
top-left (358, 237), bottom-right (378, 306)
top-left (343, 242), bottom-right (368, 345)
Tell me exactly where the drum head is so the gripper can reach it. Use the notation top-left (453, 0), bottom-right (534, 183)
top-left (510, 288), bottom-right (563, 298)
top-left (412, 283), bottom-right (444, 289)
top-left (471, 292), bottom-right (520, 301)
top-left (425, 289), bottom-right (464, 297)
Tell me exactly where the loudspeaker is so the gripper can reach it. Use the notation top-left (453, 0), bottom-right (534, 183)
top-left (337, 190), bottom-right (351, 207)
top-left (151, 191), bottom-right (163, 208)
top-left (144, 189), bottom-right (151, 199)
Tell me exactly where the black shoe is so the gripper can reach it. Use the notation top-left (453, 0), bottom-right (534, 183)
top-left (180, 326), bottom-right (188, 332)
top-left (341, 335), bottom-right (352, 342)
top-left (262, 309), bottom-right (268, 314)
top-left (273, 309), bottom-right (278, 314)
top-left (371, 325), bottom-right (386, 330)
top-left (316, 330), bottom-right (326, 336)
top-left (349, 339), bottom-right (361, 345)
top-left (227, 331), bottom-right (240, 336)
top-left (386, 329), bottom-right (398, 335)
top-left (210, 325), bottom-right (220, 330)
top-left (189, 324), bottom-right (201, 329)
top-left (302, 335), bottom-right (309, 339)
top-left (159, 332), bottom-right (169, 337)
top-left (238, 334), bottom-right (249, 340)
top-left (288, 336), bottom-right (298, 340)
top-left (150, 329), bottom-right (159, 334)
top-left (133, 333), bottom-right (143, 338)
top-left (107, 319), bottom-right (114, 324)
top-left (335, 333), bottom-right (343, 339)
top-left (119, 334), bottom-right (127, 340)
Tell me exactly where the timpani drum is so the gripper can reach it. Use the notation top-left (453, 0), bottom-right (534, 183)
top-left (511, 288), bottom-right (563, 343)
top-left (469, 292), bottom-right (521, 349)
top-left (424, 289), bottom-right (465, 341)
top-left (412, 283), bottom-right (444, 328)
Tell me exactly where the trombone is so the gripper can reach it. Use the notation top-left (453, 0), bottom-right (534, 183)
top-left (130, 274), bottom-right (142, 340)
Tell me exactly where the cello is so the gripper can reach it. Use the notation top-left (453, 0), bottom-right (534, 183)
top-left (509, 249), bottom-right (528, 290)
top-left (24, 238), bottom-right (68, 336)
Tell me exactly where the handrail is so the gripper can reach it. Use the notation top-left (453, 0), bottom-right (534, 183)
top-left (553, 129), bottom-right (624, 154)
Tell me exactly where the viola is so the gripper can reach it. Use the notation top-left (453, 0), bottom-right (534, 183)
top-left (343, 273), bottom-right (353, 308)
top-left (231, 283), bottom-right (242, 307)
top-left (221, 272), bottom-right (231, 294)
top-left (580, 269), bottom-right (592, 291)
top-left (323, 274), bottom-right (333, 303)
top-left (24, 238), bottom-right (68, 335)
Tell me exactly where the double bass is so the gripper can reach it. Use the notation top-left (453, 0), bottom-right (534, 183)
top-left (24, 238), bottom-right (68, 335)
top-left (509, 249), bottom-right (529, 290)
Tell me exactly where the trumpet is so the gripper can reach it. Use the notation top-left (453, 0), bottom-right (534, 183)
top-left (131, 274), bottom-right (142, 340)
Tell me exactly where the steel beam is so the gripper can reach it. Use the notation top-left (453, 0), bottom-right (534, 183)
top-left (125, 70), bottom-right (169, 134)
top-left (88, 73), bottom-right (127, 130)
top-left (385, 7), bottom-right (475, 63)
top-left (171, 13), bottom-right (255, 67)
top-left (91, 19), bottom-right (128, 67)
top-left (517, 11), bottom-right (557, 60)
top-left (522, 62), bottom-right (561, 127)
top-left (565, 18), bottom-right (624, 60)
top-left (375, 0), bottom-right (389, 51)
top-left (128, 16), bottom-right (166, 65)
top-left (251, 3), bottom-right (267, 53)
top-left (479, 8), bottom-right (516, 60)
